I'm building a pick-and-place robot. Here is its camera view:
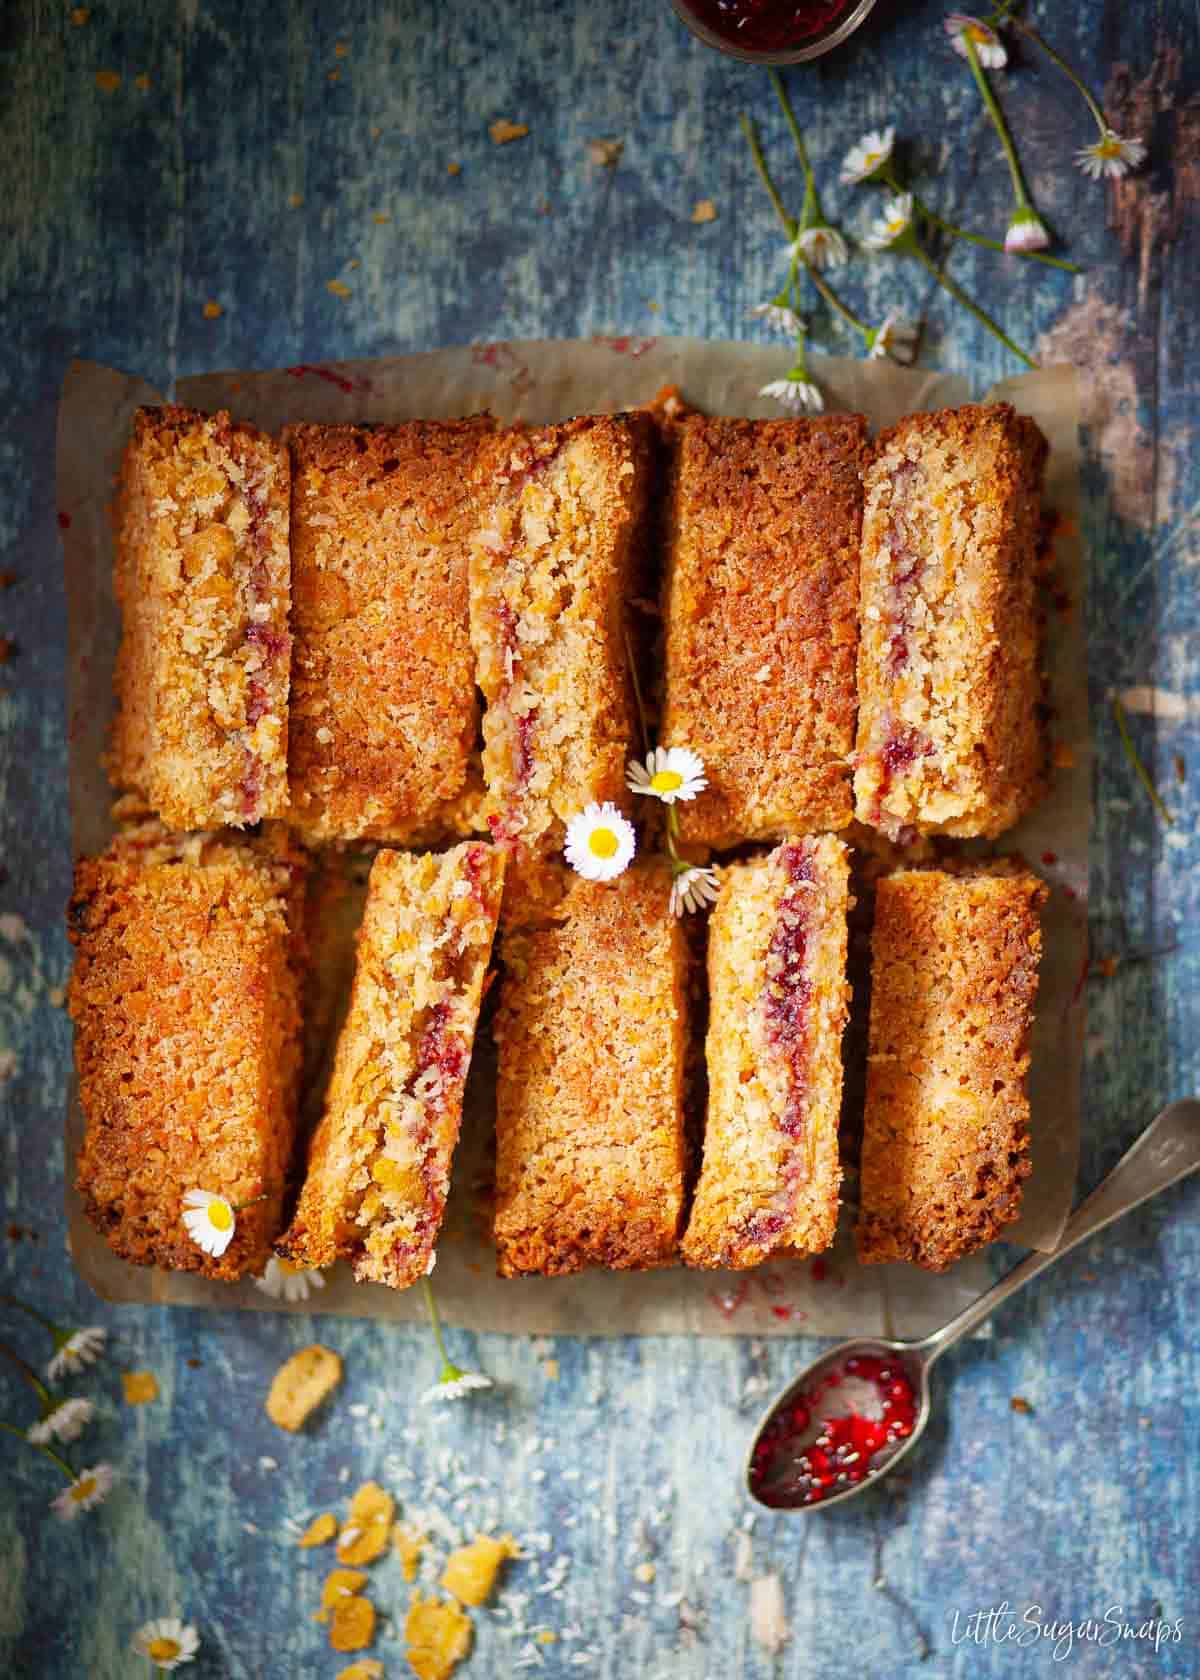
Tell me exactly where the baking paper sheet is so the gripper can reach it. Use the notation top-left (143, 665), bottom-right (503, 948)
top-left (57, 339), bottom-right (1086, 1338)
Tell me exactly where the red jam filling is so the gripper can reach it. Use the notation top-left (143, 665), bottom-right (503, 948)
top-left (680, 0), bottom-right (853, 50)
top-left (750, 1354), bottom-right (919, 1507)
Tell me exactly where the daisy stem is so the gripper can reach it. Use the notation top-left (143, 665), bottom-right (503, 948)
top-left (1113, 695), bottom-right (1174, 826)
top-left (739, 114), bottom-right (796, 239)
top-left (911, 242), bottom-right (1037, 368)
top-left (767, 69), bottom-right (820, 221)
top-left (0, 1292), bottom-right (59, 1338)
top-left (799, 259), bottom-right (870, 343)
top-left (886, 177), bottom-right (1079, 270)
top-left (420, 1277), bottom-right (452, 1371)
top-left (1006, 17), bottom-right (1109, 136)
top-left (962, 31), bottom-right (1037, 213)
top-left (0, 1338), bottom-right (52, 1408)
top-left (0, 1416), bottom-right (74, 1479)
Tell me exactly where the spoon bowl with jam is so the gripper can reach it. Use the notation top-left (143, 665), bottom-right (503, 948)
top-left (670, 0), bottom-right (880, 64)
top-left (746, 1098), bottom-right (1200, 1511)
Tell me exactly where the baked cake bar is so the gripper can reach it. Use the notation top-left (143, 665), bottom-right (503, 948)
top-left (682, 836), bottom-right (850, 1270)
top-left (853, 402), bottom-right (1048, 840)
top-left (492, 864), bottom-right (688, 1276)
top-left (68, 823), bottom-right (308, 1281)
top-left (111, 406), bottom-right (291, 828)
top-left (285, 419), bottom-right (495, 843)
top-left (470, 415), bottom-right (653, 900)
top-left (662, 416), bottom-right (867, 847)
top-left (856, 865), bottom-right (1047, 1271)
top-left (279, 842), bottom-right (504, 1288)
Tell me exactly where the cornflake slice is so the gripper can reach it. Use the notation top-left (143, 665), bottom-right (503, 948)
top-left (441, 1533), bottom-right (519, 1606)
top-left (337, 1664), bottom-right (384, 1680)
top-left (337, 1482), bottom-right (395, 1566)
top-left (329, 1595), bottom-right (376, 1654)
top-left (315, 1569), bottom-right (369, 1623)
top-left (265, 1344), bottom-right (343, 1433)
top-left (121, 1371), bottom-right (159, 1405)
top-left (394, 1520), bottom-right (427, 1582)
top-left (298, 1513), bottom-right (338, 1549)
top-left (404, 1592), bottom-right (473, 1680)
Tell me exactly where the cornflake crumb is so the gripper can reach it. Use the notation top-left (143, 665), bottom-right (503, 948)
top-left (299, 1512), bottom-right (339, 1548)
top-left (70, 7), bottom-right (90, 23)
top-left (121, 1370), bottom-right (159, 1405)
top-left (691, 199), bottom-right (717, 224)
top-left (202, 300), bottom-right (223, 320)
top-left (289, 193), bottom-right (305, 208)
top-left (337, 1662), bottom-right (384, 1680)
top-left (1010, 1396), bottom-right (1033, 1415)
top-left (446, 162), bottom-right (462, 176)
top-left (338, 1482), bottom-right (395, 1565)
top-left (394, 1519), bottom-right (427, 1582)
top-left (327, 279), bottom-right (352, 298)
top-left (543, 1359), bottom-right (559, 1381)
top-left (489, 119), bottom-right (529, 146)
top-left (335, 40), bottom-right (350, 56)
top-left (405, 1591), bottom-right (473, 1680)
top-left (373, 212), bottom-right (392, 224)
top-left (330, 1595), bottom-right (376, 1654)
top-left (95, 69), bottom-right (120, 92)
top-left (441, 1533), bottom-right (519, 1606)
top-left (265, 1344), bottom-right (343, 1432)
top-left (587, 138), bottom-right (623, 168)
top-left (315, 1569), bottom-right (368, 1623)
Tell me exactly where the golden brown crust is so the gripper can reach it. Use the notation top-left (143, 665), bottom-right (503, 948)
top-left (682, 836), bottom-right (850, 1269)
top-left (469, 414), bottom-right (654, 914)
top-left (68, 823), bottom-right (308, 1280)
top-left (853, 403), bottom-right (1049, 840)
top-left (492, 863), bottom-right (688, 1276)
top-left (662, 415), bottom-right (867, 848)
top-left (279, 843), bottom-right (504, 1287)
top-left (285, 418), bottom-right (495, 844)
top-left (110, 406), bottom-right (291, 829)
top-left (856, 864), bottom-right (1047, 1271)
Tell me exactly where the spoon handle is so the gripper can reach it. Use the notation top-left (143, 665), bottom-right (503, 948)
top-left (920, 1097), bottom-right (1200, 1362)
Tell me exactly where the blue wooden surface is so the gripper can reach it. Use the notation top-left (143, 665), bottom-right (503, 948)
top-left (2, 2), bottom-right (1198, 1676)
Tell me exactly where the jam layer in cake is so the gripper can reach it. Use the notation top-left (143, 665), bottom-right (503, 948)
top-left (853, 403), bottom-right (1048, 840)
top-left (856, 864), bottom-right (1047, 1271)
top-left (662, 416), bottom-right (867, 848)
top-left (682, 835), bottom-right (850, 1271)
top-left (285, 419), bottom-right (494, 844)
top-left (278, 843), bottom-right (504, 1289)
top-left (111, 406), bottom-right (291, 828)
top-left (69, 823), bottom-right (309, 1281)
top-left (469, 414), bottom-right (653, 911)
top-left (493, 863), bottom-right (688, 1277)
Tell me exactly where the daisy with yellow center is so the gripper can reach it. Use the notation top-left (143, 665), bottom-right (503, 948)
top-left (181, 1189), bottom-right (236, 1257)
top-left (627, 747), bottom-right (707, 806)
top-left (51, 1461), bottom-right (114, 1521)
top-left (132, 1617), bottom-right (200, 1671)
top-left (839, 127), bottom-right (895, 187)
top-left (862, 192), bottom-right (915, 252)
top-left (945, 14), bottom-right (1008, 70)
top-left (254, 1255), bottom-right (327, 1304)
top-left (1076, 130), bottom-right (1147, 180)
top-left (563, 802), bottom-right (636, 882)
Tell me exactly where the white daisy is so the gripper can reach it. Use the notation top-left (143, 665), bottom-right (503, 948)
top-left (563, 803), bottom-right (636, 882)
top-left (791, 223), bottom-right (848, 270)
top-left (945, 14), bottom-right (1008, 69)
top-left (759, 376), bottom-right (824, 414)
top-left (839, 126), bottom-right (896, 186)
top-left (627, 746), bottom-right (707, 805)
top-left (52, 1462), bottom-right (114, 1521)
top-left (1075, 130), bottom-right (1147, 180)
top-left (862, 192), bottom-right (914, 251)
top-left (181, 1189), bottom-right (236, 1258)
top-left (868, 314), bottom-right (919, 363)
top-left (421, 1367), bottom-right (495, 1405)
top-left (748, 302), bottom-right (803, 337)
top-left (1005, 206), bottom-right (1050, 252)
top-left (28, 1397), bottom-right (94, 1446)
top-left (254, 1256), bottom-right (326, 1304)
top-left (132, 1617), bottom-right (200, 1671)
top-left (670, 866), bottom-right (721, 918)
top-left (46, 1326), bottom-right (107, 1383)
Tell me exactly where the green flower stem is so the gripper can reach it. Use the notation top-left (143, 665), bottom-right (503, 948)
top-left (911, 242), bottom-right (1037, 367)
top-left (0, 1416), bottom-right (74, 1479)
top-left (962, 31), bottom-right (1037, 214)
top-left (798, 259), bottom-right (871, 344)
top-left (0, 1339), bottom-right (53, 1410)
top-left (877, 171), bottom-right (1078, 271)
top-left (767, 69), bottom-right (819, 224)
top-left (1113, 695), bottom-right (1174, 825)
top-left (1006, 16), bottom-right (1110, 136)
top-left (739, 115), bottom-right (796, 239)
top-left (420, 1277), bottom-right (452, 1372)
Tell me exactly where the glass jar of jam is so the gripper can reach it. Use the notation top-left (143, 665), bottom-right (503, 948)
top-left (669, 0), bottom-right (879, 63)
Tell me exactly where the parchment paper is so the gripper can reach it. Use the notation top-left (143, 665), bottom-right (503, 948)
top-left (57, 340), bottom-right (1086, 1338)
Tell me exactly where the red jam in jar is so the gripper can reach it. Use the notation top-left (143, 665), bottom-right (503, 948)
top-left (679, 0), bottom-right (855, 51)
top-left (750, 1353), bottom-right (919, 1507)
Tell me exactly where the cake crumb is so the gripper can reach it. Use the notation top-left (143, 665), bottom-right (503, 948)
top-left (288, 193), bottom-right (305, 208)
top-left (1053, 741), bottom-right (1075, 769)
top-left (750, 1573), bottom-right (790, 1654)
top-left (373, 212), bottom-right (392, 224)
top-left (0, 637), bottom-right (14, 663)
top-left (95, 69), bottom-right (120, 92)
top-left (266, 1345), bottom-right (343, 1432)
top-left (446, 162), bottom-right (461, 176)
top-left (70, 7), bottom-right (90, 23)
top-left (543, 1359), bottom-right (559, 1381)
top-left (489, 119), bottom-right (529, 146)
top-left (202, 300), bottom-right (223, 320)
top-left (691, 199), bottom-right (717, 223)
top-left (634, 1561), bottom-right (656, 1584)
top-left (327, 279), bottom-right (352, 298)
top-left (121, 1370), bottom-right (159, 1405)
top-left (587, 138), bottom-right (623, 168)
top-left (299, 1512), bottom-right (339, 1548)
top-left (335, 40), bottom-right (350, 56)
top-left (1010, 1395), bottom-right (1033, 1415)
top-left (135, 73), bottom-right (151, 90)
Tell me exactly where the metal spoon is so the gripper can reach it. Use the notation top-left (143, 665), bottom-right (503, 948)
top-left (746, 1098), bottom-right (1200, 1511)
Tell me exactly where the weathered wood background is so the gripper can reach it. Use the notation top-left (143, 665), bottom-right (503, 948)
top-left (1, 1), bottom-right (1197, 1675)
